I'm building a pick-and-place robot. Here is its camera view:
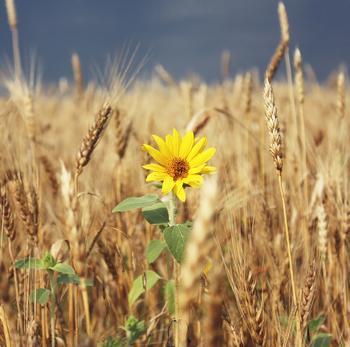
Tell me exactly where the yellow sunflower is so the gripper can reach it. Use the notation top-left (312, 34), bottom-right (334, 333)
top-left (142, 129), bottom-right (216, 202)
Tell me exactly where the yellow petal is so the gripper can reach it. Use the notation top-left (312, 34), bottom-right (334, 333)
top-left (186, 137), bottom-right (207, 162)
top-left (165, 134), bottom-right (174, 156)
top-left (146, 172), bottom-right (167, 182)
top-left (189, 148), bottom-right (216, 167)
top-left (174, 180), bottom-right (186, 202)
top-left (143, 144), bottom-right (168, 166)
top-left (142, 163), bottom-right (166, 172)
top-left (189, 164), bottom-right (206, 174)
top-left (152, 135), bottom-right (172, 157)
top-left (183, 174), bottom-right (203, 188)
top-left (201, 166), bottom-right (217, 174)
top-left (179, 131), bottom-right (194, 158)
top-left (172, 129), bottom-right (180, 156)
top-left (162, 176), bottom-right (175, 194)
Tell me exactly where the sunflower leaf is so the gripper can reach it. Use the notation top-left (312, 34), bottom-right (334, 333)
top-left (128, 271), bottom-right (161, 306)
top-left (146, 240), bottom-right (167, 263)
top-left (112, 194), bottom-right (159, 212)
top-left (142, 202), bottom-right (169, 225)
top-left (164, 224), bottom-right (191, 263)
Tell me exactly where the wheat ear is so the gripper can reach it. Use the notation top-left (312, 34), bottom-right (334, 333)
top-left (115, 109), bottom-right (132, 160)
top-left (265, 2), bottom-right (290, 82)
top-left (75, 103), bottom-right (112, 187)
top-left (39, 156), bottom-right (59, 196)
top-left (243, 72), bottom-right (253, 115)
top-left (278, 2), bottom-right (290, 45)
top-left (300, 260), bottom-right (317, 333)
top-left (316, 202), bottom-right (327, 261)
top-left (337, 71), bottom-right (345, 119)
top-left (0, 187), bottom-right (23, 336)
top-left (72, 53), bottom-right (84, 100)
top-left (221, 50), bottom-right (231, 80)
top-left (294, 48), bottom-right (308, 202)
top-left (263, 80), bottom-right (283, 172)
top-left (5, 0), bottom-right (21, 79)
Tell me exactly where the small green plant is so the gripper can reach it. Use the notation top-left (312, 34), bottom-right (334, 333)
top-left (15, 251), bottom-right (86, 347)
top-left (102, 336), bottom-right (123, 347)
top-left (102, 315), bottom-right (146, 347)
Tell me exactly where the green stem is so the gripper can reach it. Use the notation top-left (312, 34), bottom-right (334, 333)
top-left (168, 192), bottom-right (176, 226)
top-left (48, 270), bottom-right (56, 347)
top-left (167, 193), bottom-right (180, 347)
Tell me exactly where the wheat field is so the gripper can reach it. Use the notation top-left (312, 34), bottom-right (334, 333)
top-left (0, 1), bottom-right (349, 346)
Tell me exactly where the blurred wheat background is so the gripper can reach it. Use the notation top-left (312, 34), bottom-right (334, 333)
top-left (0, 0), bottom-right (349, 346)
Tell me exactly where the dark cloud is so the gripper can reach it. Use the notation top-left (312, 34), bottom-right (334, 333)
top-left (0, 0), bottom-right (349, 83)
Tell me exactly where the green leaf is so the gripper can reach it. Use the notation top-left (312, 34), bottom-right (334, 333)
top-left (164, 280), bottom-right (175, 315)
top-left (142, 202), bottom-right (169, 225)
top-left (30, 288), bottom-right (51, 305)
top-left (50, 263), bottom-right (75, 275)
top-left (125, 315), bottom-right (146, 344)
top-left (112, 194), bottom-right (159, 212)
top-left (42, 252), bottom-right (56, 268)
top-left (57, 273), bottom-right (94, 286)
top-left (15, 258), bottom-right (46, 270)
top-left (308, 316), bottom-right (325, 334)
top-left (312, 333), bottom-right (332, 347)
top-left (164, 224), bottom-right (191, 263)
top-left (102, 337), bottom-right (124, 347)
top-left (128, 270), bottom-right (161, 306)
top-left (146, 240), bottom-right (167, 264)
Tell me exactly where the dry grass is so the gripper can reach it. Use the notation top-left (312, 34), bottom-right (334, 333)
top-left (0, 1), bottom-right (349, 347)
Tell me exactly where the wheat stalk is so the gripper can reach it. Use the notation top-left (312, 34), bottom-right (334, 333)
top-left (204, 259), bottom-right (225, 347)
top-left (27, 319), bottom-right (41, 347)
top-left (178, 177), bottom-right (218, 346)
top-left (0, 306), bottom-right (12, 347)
top-left (264, 79), bottom-right (303, 346)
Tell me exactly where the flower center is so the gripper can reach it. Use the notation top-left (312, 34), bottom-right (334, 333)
top-left (168, 158), bottom-right (189, 180)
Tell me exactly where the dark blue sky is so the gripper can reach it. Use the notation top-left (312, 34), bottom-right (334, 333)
top-left (0, 0), bottom-right (349, 83)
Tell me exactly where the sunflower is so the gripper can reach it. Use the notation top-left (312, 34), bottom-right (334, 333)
top-left (142, 129), bottom-right (216, 201)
